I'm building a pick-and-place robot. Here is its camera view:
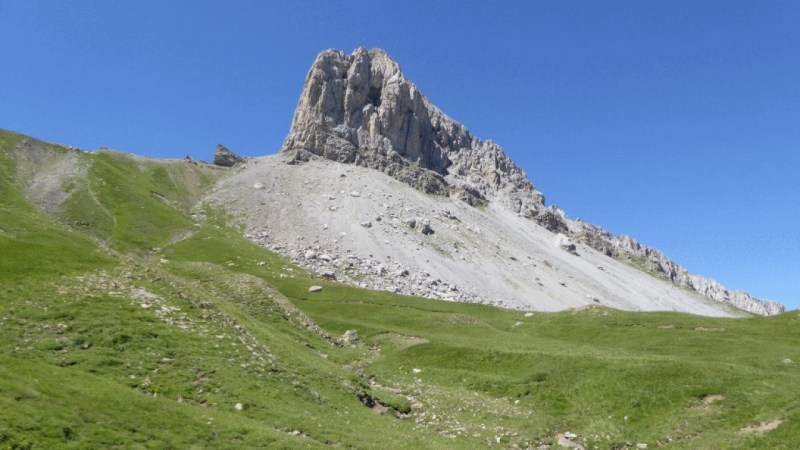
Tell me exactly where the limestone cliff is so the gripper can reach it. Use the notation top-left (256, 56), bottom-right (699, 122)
top-left (281, 48), bottom-right (544, 217)
top-left (281, 47), bottom-right (783, 316)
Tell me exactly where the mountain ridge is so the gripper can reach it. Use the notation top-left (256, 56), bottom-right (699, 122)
top-left (279, 47), bottom-right (783, 316)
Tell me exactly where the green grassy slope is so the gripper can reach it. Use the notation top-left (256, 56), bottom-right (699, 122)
top-left (1, 129), bottom-right (798, 449)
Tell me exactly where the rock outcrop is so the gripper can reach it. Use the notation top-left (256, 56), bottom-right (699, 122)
top-left (281, 47), bottom-right (544, 215)
top-left (281, 47), bottom-right (783, 316)
top-left (214, 144), bottom-right (243, 167)
top-left (546, 213), bottom-right (784, 315)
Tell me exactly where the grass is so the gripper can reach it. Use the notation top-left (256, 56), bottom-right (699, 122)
top-left (1, 129), bottom-right (798, 449)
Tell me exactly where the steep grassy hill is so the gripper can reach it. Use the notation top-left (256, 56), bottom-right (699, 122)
top-left (1, 129), bottom-right (798, 449)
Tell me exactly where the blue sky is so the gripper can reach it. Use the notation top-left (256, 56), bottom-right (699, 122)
top-left (1, 1), bottom-right (798, 309)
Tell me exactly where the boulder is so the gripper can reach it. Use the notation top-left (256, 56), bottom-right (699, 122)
top-left (214, 144), bottom-right (243, 167)
top-left (553, 233), bottom-right (577, 254)
top-left (342, 330), bottom-right (358, 342)
top-left (417, 222), bottom-right (434, 235)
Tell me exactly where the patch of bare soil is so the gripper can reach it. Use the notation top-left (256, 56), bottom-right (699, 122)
top-left (12, 139), bottom-right (87, 212)
top-left (702, 394), bottom-right (725, 405)
top-left (694, 327), bottom-right (725, 332)
top-left (739, 419), bottom-right (784, 433)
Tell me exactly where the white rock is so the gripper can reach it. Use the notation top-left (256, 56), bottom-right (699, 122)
top-left (342, 330), bottom-right (358, 341)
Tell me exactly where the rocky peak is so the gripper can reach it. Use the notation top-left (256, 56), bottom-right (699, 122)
top-left (281, 47), bottom-right (545, 216)
top-left (280, 47), bottom-right (783, 316)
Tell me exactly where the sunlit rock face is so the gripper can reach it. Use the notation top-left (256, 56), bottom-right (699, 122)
top-left (279, 47), bottom-right (784, 316)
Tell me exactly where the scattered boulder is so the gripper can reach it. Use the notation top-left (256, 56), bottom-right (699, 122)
top-left (308, 285), bottom-right (323, 293)
top-left (417, 222), bottom-right (434, 235)
top-left (414, 218), bottom-right (434, 235)
top-left (360, 221), bottom-right (372, 228)
top-left (342, 330), bottom-right (358, 342)
top-left (234, 402), bottom-right (243, 411)
top-left (556, 432), bottom-right (584, 449)
top-left (213, 144), bottom-right (243, 167)
top-left (553, 233), bottom-right (577, 254)
top-left (320, 270), bottom-right (336, 280)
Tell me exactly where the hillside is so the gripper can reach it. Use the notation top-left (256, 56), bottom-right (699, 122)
top-left (1, 130), bottom-right (799, 448)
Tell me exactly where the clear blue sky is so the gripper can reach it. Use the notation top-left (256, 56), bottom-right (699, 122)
top-left (1, 1), bottom-right (798, 309)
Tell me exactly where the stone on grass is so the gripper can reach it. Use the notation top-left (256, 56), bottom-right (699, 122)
top-left (342, 330), bottom-right (358, 342)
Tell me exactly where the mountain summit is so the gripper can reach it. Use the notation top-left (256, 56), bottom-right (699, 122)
top-left (281, 47), bottom-right (545, 217)
top-left (273, 48), bottom-right (782, 315)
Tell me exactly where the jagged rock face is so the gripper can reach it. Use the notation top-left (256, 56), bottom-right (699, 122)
top-left (214, 144), bottom-right (242, 167)
top-left (282, 47), bottom-right (545, 217)
top-left (280, 47), bottom-right (784, 316)
top-left (550, 212), bottom-right (784, 316)
top-left (283, 48), bottom-right (445, 172)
